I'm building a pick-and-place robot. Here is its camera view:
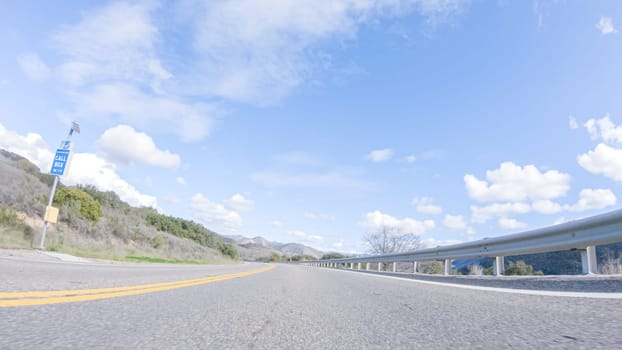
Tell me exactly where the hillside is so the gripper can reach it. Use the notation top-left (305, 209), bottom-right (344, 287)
top-left (0, 149), bottom-right (236, 262)
top-left (0, 149), bottom-right (326, 263)
top-left (224, 235), bottom-right (323, 260)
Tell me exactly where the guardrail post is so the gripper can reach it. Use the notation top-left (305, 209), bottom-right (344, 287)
top-left (412, 261), bottom-right (418, 274)
top-left (493, 256), bottom-right (505, 276)
top-left (444, 259), bottom-right (452, 276)
top-left (392, 262), bottom-right (397, 273)
top-left (580, 245), bottom-right (598, 274)
top-left (377, 262), bottom-right (382, 272)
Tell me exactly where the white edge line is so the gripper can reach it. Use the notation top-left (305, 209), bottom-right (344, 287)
top-left (305, 266), bottom-right (622, 299)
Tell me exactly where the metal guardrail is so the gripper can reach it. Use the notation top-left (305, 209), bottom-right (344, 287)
top-left (301, 208), bottom-right (622, 275)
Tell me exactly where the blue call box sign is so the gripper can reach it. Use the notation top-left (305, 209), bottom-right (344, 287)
top-left (50, 149), bottom-right (71, 176)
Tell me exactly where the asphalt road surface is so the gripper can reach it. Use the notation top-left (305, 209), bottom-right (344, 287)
top-left (1, 255), bottom-right (621, 349)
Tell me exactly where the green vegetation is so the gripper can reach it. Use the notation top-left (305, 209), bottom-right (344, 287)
top-left (418, 260), bottom-right (443, 274)
top-left (54, 187), bottom-right (103, 224)
top-left (145, 211), bottom-right (239, 260)
top-left (0, 149), bottom-right (239, 262)
top-left (256, 252), bottom-right (282, 262)
top-left (287, 254), bottom-right (316, 261)
top-left (218, 242), bottom-right (239, 260)
top-left (321, 252), bottom-right (345, 259)
top-left (125, 255), bottom-right (211, 264)
top-left (0, 206), bottom-right (34, 244)
top-left (13, 158), bottom-right (56, 187)
top-left (504, 260), bottom-right (543, 275)
top-left (79, 185), bottom-right (130, 211)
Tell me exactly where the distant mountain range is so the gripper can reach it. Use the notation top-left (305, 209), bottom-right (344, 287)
top-left (224, 235), bottom-right (324, 260)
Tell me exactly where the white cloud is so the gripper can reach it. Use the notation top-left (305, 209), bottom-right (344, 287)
top-left (16, 53), bottom-right (51, 81)
top-left (443, 214), bottom-right (473, 234)
top-left (288, 230), bottom-right (324, 243)
top-left (567, 189), bottom-right (616, 212)
top-left (71, 83), bottom-right (214, 142)
top-left (366, 148), bottom-right (394, 162)
top-left (176, 177), bottom-right (186, 185)
top-left (578, 143), bottom-right (622, 182)
top-left (412, 197), bottom-right (443, 215)
top-left (96, 125), bottom-right (180, 169)
top-left (64, 153), bottom-right (157, 207)
top-left (596, 16), bottom-right (617, 35)
top-left (184, 0), bottom-right (468, 104)
top-left (569, 116), bottom-right (578, 129)
top-left (553, 217), bottom-right (567, 225)
top-left (405, 155), bottom-right (417, 163)
top-left (0, 123), bottom-right (55, 171)
top-left (224, 193), bottom-right (255, 212)
top-left (360, 210), bottom-right (435, 235)
top-left (498, 217), bottom-right (528, 230)
top-left (584, 114), bottom-right (622, 144)
top-left (303, 212), bottom-right (335, 220)
top-left (0, 123), bottom-right (156, 207)
top-left (470, 202), bottom-right (531, 223)
top-left (332, 240), bottom-right (344, 249)
top-left (191, 193), bottom-right (242, 234)
top-left (464, 162), bottom-right (570, 202)
top-left (420, 238), bottom-right (461, 248)
top-left (531, 200), bottom-right (563, 215)
top-left (271, 220), bottom-right (284, 228)
top-left (52, 2), bottom-right (162, 87)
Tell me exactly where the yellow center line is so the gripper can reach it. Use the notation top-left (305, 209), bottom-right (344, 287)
top-left (0, 265), bottom-right (275, 308)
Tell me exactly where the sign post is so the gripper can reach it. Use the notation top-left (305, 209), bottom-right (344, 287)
top-left (38, 122), bottom-right (80, 250)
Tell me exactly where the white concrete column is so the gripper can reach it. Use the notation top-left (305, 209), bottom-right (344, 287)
top-left (366, 262), bottom-right (370, 271)
top-left (413, 261), bottom-right (418, 274)
top-left (377, 262), bottom-right (382, 272)
top-left (357, 262), bottom-right (362, 270)
top-left (350, 263), bottom-right (354, 269)
top-left (444, 259), bottom-right (452, 276)
top-left (580, 245), bottom-right (598, 274)
top-left (392, 262), bottom-right (397, 273)
top-left (493, 256), bottom-right (505, 276)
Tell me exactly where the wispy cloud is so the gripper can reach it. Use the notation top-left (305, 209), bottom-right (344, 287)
top-left (366, 148), bottom-right (394, 162)
top-left (191, 193), bottom-right (243, 234)
top-left (181, 0), bottom-right (469, 104)
top-left (596, 16), bottom-right (617, 35)
top-left (16, 53), bottom-right (51, 81)
top-left (412, 197), bottom-right (443, 215)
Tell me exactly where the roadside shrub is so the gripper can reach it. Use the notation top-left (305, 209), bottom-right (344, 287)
top-left (152, 234), bottom-right (166, 249)
top-left (145, 211), bottom-right (220, 249)
top-left (504, 260), bottom-right (543, 275)
top-left (0, 206), bottom-right (19, 226)
top-left (218, 243), bottom-right (239, 260)
top-left (419, 261), bottom-right (443, 274)
top-left (54, 187), bottom-right (103, 224)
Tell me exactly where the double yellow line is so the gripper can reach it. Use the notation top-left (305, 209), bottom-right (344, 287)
top-left (0, 264), bottom-right (275, 308)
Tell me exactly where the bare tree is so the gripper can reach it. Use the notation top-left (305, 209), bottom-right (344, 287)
top-left (363, 225), bottom-right (424, 254)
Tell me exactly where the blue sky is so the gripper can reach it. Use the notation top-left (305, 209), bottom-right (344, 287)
top-left (1, 1), bottom-right (622, 253)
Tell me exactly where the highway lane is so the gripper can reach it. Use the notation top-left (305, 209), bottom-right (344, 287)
top-left (1, 260), bottom-right (622, 349)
